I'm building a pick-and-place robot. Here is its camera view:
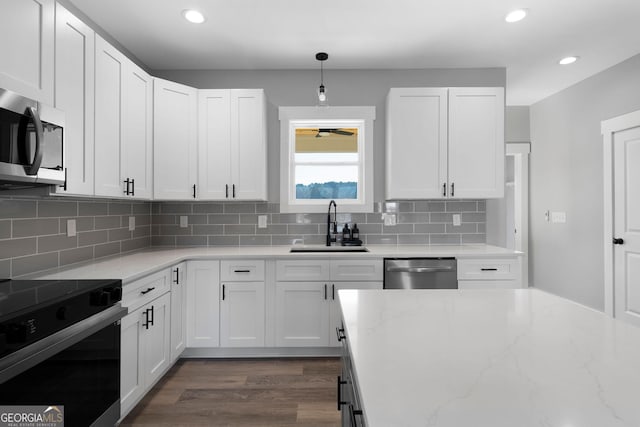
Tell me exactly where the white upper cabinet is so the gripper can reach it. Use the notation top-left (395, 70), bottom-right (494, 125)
top-left (0, 0), bottom-right (54, 104)
top-left (386, 87), bottom-right (504, 199)
top-left (154, 78), bottom-right (198, 200)
top-left (53, 3), bottom-right (95, 196)
top-left (448, 87), bottom-right (504, 198)
top-left (94, 36), bottom-right (153, 199)
top-left (198, 89), bottom-right (267, 200)
top-left (94, 36), bottom-right (125, 198)
top-left (386, 88), bottom-right (448, 199)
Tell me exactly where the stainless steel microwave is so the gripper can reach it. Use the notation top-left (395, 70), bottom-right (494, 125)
top-left (0, 88), bottom-right (65, 189)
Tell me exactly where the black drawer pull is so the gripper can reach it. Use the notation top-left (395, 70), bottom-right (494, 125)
top-left (480, 268), bottom-right (498, 271)
top-left (173, 268), bottom-right (180, 284)
top-left (337, 376), bottom-right (348, 410)
top-left (336, 327), bottom-right (346, 342)
top-left (140, 287), bottom-right (155, 295)
top-left (233, 269), bottom-right (251, 273)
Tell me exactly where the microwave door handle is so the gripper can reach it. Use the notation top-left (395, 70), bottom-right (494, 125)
top-left (24, 107), bottom-right (44, 175)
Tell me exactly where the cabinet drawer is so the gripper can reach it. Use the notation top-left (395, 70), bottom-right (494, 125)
top-left (123, 269), bottom-right (170, 311)
top-left (457, 258), bottom-right (519, 281)
top-left (458, 280), bottom-right (520, 290)
top-left (331, 260), bottom-right (382, 281)
top-left (220, 260), bottom-right (265, 281)
top-left (276, 260), bottom-right (330, 281)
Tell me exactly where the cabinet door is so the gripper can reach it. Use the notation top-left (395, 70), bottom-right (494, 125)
top-left (448, 87), bottom-right (505, 198)
top-left (170, 263), bottom-right (187, 361)
top-left (53, 3), bottom-right (94, 196)
top-left (275, 282), bottom-right (329, 347)
top-left (198, 89), bottom-right (231, 200)
top-left (143, 292), bottom-right (171, 388)
top-left (94, 36), bottom-right (125, 197)
top-left (329, 282), bottom-right (382, 347)
top-left (154, 78), bottom-right (198, 199)
top-left (231, 89), bottom-right (267, 200)
top-left (120, 307), bottom-right (145, 417)
top-left (0, 0), bottom-right (54, 104)
top-left (186, 261), bottom-right (220, 347)
top-left (122, 63), bottom-right (153, 199)
top-left (220, 282), bottom-right (265, 347)
top-left (386, 88), bottom-right (448, 199)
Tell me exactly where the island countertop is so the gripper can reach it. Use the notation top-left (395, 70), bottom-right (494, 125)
top-left (338, 288), bottom-right (640, 427)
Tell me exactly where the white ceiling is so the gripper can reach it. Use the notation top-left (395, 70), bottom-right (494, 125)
top-left (68, 0), bottom-right (640, 105)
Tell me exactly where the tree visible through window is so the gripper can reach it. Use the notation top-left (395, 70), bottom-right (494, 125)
top-left (294, 128), bottom-right (359, 200)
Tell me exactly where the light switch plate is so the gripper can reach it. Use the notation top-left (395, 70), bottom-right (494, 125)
top-left (258, 215), bottom-right (268, 228)
top-left (66, 219), bottom-right (76, 237)
top-left (128, 216), bottom-right (135, 231)
top-left (179, 216), bottom-right (188, 228)
top-left (551, 211), bottom-right (566, 223)
top-left (452, 214), bottom-right (461, 226)
top-left (383, 213), bottom-right (397, 226)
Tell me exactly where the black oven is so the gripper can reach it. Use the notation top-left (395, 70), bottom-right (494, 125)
top-left (0, 87), bottom-right (65, 189)
top-left (0, 279), bottom-right (127, 427)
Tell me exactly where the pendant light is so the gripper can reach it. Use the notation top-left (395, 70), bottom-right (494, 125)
top-left (316, 52), bottom-right (328, 104)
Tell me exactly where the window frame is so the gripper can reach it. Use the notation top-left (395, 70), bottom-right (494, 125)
top-left (279, 106), bottom-right (375, 213)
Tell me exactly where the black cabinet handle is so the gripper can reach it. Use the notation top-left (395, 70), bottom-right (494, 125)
top-left (337, 376), bottom-right (348, 410)
top-left (481, 268), bottom-right (498, 271)
top-left (140, 287), bottom-right (155, 295)
top-left (349, 405), bottom-right (363, 426)
top-left (451, 182), bottom-right (455, 197)
top-left (442, 182), bottom-right (446, 197)
top-left (131, 178), bottom-right (135, 196)
top-left (232, 184), bottom-right (236, 198)
top-left (234, 269), bottom-right (251, 273)
top-left (332, 284), bottom-right (335, 300)
top-left (62, 167), bottom-right (67, 191)
top-left (192, 184), bottom-right (196, 198)
top-left (149, 305), bottom-right (154, 327)
top-left (613, 238), bottom-right (624, 245)
top-left (222, 284), bottom-right (226, 301)
top-left (142, 308), bottom-right (150, 329)
top-left (123, 178), bottom-right (131, 195)
top-left (336, 327), bottom-right (345, 342)
top-left (324, 284), bottom-right (327, 300)
top-left (173, 268), bottom-right (180, 284)
top-left (225, 184), bottom-right (229, 198)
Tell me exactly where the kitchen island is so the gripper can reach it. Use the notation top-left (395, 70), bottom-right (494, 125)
top-left (338, 289), bottom-right (640, 427)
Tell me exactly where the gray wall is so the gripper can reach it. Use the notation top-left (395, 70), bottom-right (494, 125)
top-left (529, 53), bottom-right (640, 310)
top-left (153, 68), bottom-right (506, 203)
top-left (0, 196), bottom-right (151, 277)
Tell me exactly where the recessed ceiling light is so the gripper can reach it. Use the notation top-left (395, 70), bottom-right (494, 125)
top-left (559, 56), bottom-right (579, 65)
top-left (183, 9), bottom-right (205, 24)
top-left (505, 9), bottom-right (528, 23)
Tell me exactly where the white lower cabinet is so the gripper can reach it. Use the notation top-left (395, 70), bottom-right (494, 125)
top-left (221, 282), bottom-right (265, 347)
top-left (186, 260), bottom-right (220, 347)
top-left (457, 257), bottom-right (522, 289)
top-left (120, 291), bottom-right (171, 418)
top-left (170, 262), bottom-right (187, 361)
top-left (275, 282), bottom-right (330, 347)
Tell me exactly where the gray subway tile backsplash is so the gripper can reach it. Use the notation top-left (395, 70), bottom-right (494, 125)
top-left (0, 196), bottom-right (488, 277)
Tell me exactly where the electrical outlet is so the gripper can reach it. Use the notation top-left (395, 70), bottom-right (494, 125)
top-left (551, 212), bottom-right (566, 223)
top-left (66, 219), bottom-right (76, 237)
top-left (128, 216), bottom-right (135, 231)
top-left (258, 215), bottom-right (268, 228)
top-left (179, 216), bottom-right (188, 228)
top-left (452, 214), bottom-right (461, 226)
top-left (383, 213), bottom-right (397, 226)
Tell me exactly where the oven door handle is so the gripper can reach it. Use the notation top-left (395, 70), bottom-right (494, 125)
top-left (0, 304), bottom-right (128, 384)
top-left (386, 266), bottom-right (453, 273)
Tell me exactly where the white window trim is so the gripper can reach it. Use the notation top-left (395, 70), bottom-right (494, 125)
top-left (279, 106), bottom-right (375, 213)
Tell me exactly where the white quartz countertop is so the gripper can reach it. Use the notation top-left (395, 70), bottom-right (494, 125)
top-left (338, 289), bottom-right (640, 427)
top-left (32, 244), bottom-right (520, 284)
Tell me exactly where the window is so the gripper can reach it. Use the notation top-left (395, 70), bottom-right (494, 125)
top-left (279, 106), bottom-right (375, 213)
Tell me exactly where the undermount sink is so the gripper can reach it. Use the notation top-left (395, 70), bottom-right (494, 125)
top-left (289, 245), bottom-right (369, 253)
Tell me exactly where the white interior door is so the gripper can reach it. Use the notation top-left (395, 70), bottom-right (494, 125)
top-left (613, 126), bottom-right (640, 327)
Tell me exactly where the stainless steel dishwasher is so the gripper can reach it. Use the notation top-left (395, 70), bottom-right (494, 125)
top-left (383, 258), bottom-right (458, 289)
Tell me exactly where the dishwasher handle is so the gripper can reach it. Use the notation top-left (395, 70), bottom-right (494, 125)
top-left (386, 266), bottom-right (453, 273)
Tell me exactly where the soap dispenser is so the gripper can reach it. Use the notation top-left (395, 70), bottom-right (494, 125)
top-left (342, 223), bottom-right (351, 241)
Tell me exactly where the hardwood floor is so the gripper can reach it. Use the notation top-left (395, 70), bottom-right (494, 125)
top-left (120, 358), bottom-right (342, 426)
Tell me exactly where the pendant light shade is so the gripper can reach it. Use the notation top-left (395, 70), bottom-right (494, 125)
top-left (316, 52), bottom-right (328, 105)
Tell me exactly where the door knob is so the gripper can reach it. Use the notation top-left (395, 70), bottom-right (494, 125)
top-left (613, 238), bottom-right (624, 245)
